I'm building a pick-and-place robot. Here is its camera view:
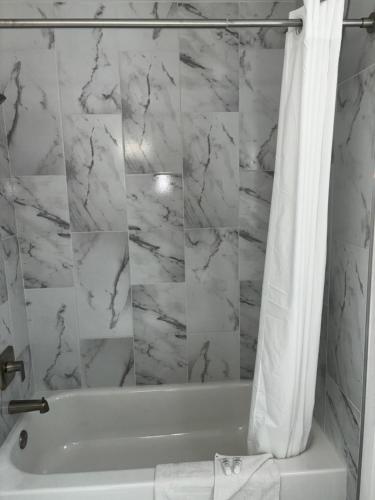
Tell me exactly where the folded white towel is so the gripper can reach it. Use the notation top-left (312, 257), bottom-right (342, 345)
top-left (154, 454), bottom-right (280, 500)
top-left (214, 454), bottom-right (280, 500)
top-left (155, 461), bottom-right (213, 500)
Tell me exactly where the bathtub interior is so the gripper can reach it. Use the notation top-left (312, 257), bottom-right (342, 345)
top-left (10, 382), bottom-right (251, 474)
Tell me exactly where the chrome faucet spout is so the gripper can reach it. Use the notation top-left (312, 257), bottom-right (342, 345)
top-left (8, 397), bottom-right (49, 415)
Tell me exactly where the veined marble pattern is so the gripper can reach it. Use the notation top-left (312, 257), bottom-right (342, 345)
top-left (187, 280), bottom-right (239, 333)
top-left (239, 170), bottom-right (273, 282)
top-left (132, 283), bottom-right (187, 384)
top-left (179, 3), bottom-right (239, 112)
top-left (17, 345), bottom-right (34, 401)
top-left (327, 239), bottom-right (368, 411)
top-left (132, 283), bottom-right (186, 336)
top-left (80, 338), bottom-right (135, 388)
top-left (0, 2), bottom-right (55, 51)
top-left (188, 331), bottom-right (240, 383)
top-left (315, 298), bottom-right (328, 428)
top-left (339, 0), bottom-right (375, 82)
top-left (129, 229), bottom-right (185, 284)
top-left (239, 2), bottom-right (296, 49)
top-left (120, 51), bottom-right (181, 174)
top-left (56, 3), bottom-right (121, 114)
top-left (123, 113), bottom-right (182, 174)
top-left (0, 301), bottom-right (11, 354)
top-left (0, 111), bottom-right (10, 178)
top-left (134, 329), bottom-right (187, 385)
top-left (127, 174), bottom-right (183, 231)
top-left (332, 68), bottom-right (375, 249)
top-left (183, 112), bottom-right (239, 228)
top-left (72, 232), bottom-right (133, 340)
top-left (240, 49), bottom-right (283, 171)
top-left (185, 228), bottom-right (238, 284)
top-left (240, 170), bottom-right (273, 242)
top-left (0, 364), bottom-right (20, 446)
top-left (240, 280), bottom-right (261, 380)
top-left (325, 375), bottom-right (360, 500)
top-left (0, 178), bottom-right (16, 240)
top-left (1, 237), bottom-right (29, 357)
top-left (26, 287), bottom-right (81, 391)
top-left (115, 2), bottom-right (179, 51)
top-left (0, 247), bottom-right (7, 305)
top-left (120, 51), bottom-right (179, 117)
top-left (13, 176), bottom-right (73, 289)
top-left (63, 114), bottom-right (127, 232)
top-left (0, 50), bottom-right (64, 175)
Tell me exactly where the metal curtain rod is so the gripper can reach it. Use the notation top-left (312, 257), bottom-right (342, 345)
top-left (0, 13), bottom-right (374, 31)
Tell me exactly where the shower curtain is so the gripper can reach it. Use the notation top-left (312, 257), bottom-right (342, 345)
top-left (248, 0), bottom-right (344, 458)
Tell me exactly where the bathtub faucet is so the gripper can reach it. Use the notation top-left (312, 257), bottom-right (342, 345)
top-left (8, 397), bottom-right (49, 415)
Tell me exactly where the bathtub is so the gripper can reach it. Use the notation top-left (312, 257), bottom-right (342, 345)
top-left (0, 381), bottom-right (346, 500)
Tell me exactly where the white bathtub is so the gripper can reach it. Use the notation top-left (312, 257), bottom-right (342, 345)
top-left (0, 381), bottom-right (346, 500)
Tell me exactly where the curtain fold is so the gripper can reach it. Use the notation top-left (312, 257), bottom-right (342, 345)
top-left (248, 0), bottom-right (345, 458)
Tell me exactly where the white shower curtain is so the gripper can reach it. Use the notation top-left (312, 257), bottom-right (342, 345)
top-left (248, 0), bottom-right (344, 458)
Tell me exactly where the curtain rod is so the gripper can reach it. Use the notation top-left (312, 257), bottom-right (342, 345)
top-left (0, 14), bottom-right (374, 31)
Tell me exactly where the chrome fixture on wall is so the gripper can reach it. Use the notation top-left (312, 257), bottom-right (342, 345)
top-left (8, 398), bottom-right (50, 415)
top-left (0, 346), bottom-right (25, 391)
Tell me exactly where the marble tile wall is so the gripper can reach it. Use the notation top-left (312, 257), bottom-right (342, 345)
top-left (0, 85), bottom-right (33, 446)
top-left (0, 0), bottom-right (297, 392)
top-left (314, 4), bottom-right (375, 495)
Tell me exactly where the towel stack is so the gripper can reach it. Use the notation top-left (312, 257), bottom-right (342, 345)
top-left (155, 453), bottom-right (280, 500)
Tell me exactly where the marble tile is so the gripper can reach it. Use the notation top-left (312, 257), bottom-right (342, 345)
top-left (114, 2), bottom-right (179, 51)
top-left (0, 365), bottom-right (20, 446)
top-left (325, 375), bottom-right (361, 500)
top-left (56, 13), bottom-right (121, 114)
top-left (129, 229), bottom-right (185, 284)
top-left (120, 51), bottom-right (181, 174)
top-left (1, 237), bottom-right (29, 357)
top-left (332, 68), bottom-right (375, 249)
top-left (72, 232), bottom-right (133, 340)
top-left (26, 288), bottom-right (81, 391)
top-left (80, 338), bottom-right (135, 388)
top-left (13, 176), bottom-right (74, 289)
top-left (239, 2), bottom-right (296, 49)
top-left (126, 174), bottom-right (183, 230)
top-left (63, 114), bottom-right (127, 232)
top-left (0, 2), bottom-right (55, 51)
top-left (132, 283), bottom-right (186, 336)
top-left (240, 280), bottom-right (261, 380)
top-left (315, 298), bottom-right (328, 428)
top-left (185, 228), bottom-right (238, 284)
top-left (120, 50), bottom-right (179, 116)
top-left (0, 178), bottom-right (16, 240)
top-left (179, 3), bottom-right (239, 112)
top-left (240, 170), bottom-right (273, 242)
top-left (239, 226), bottom-right (267, 282)
top-left (0, 247), bottom-right (7, 305)
top-left (239, 49), bottom-right (283, 171)
top-left (239, 170), bottom-right (273, 282)
top-left (183, 112), bottom-right (239, 228)
top-left (0, 111), bottom-right (10, 178)
top-left (0, 50), bottom-right (64, 175)
top-left (133, 281), bottom-right (187, 384)
top-left (0, 301), bottom-right (11, 354)
top-left (123, 113), bottom-right (182, 174)
top-left (327, 239), bottom-right (368, 410)
top-left (188, 331), bottom-right (240, 383)
top-left (186, 280), bottom-right (239, 333)
top-left (339, 0), bottom-right (375, 82)
top-left (134, 328), bottom-right (187, 385)
top-left (17, 345), bottom-right (34, 401)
